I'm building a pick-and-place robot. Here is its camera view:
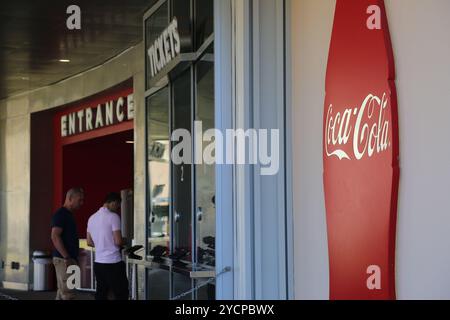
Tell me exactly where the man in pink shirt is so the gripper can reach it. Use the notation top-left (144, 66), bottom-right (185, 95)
top-left (87, 192), bottom-right (128, 300)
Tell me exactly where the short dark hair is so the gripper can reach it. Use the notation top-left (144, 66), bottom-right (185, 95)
top-left (104, 192), bottom-right (122, 204)
top-left (66, 187), bottom-right (84, 199)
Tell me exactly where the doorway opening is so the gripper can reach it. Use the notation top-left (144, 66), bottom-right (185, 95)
top-left (30, 83), bottom-right (135, 291)
top-left (62, 130), bottom-right (134, 240)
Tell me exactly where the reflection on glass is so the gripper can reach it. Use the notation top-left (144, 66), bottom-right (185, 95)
top-left (195, 55), bottom-right (215, 272)
top-left (146, 88), bottom-right (170, 257)
top-left (196, 279), bottom-right (215, 300)
top-left (145, 2), bottom-right (169, 90)
top-left (172, 271), bottom-right (193, 300)
top-left (147, 0), bottom-right (160, 9)
top-left (172, 70), bottom-right (192, 262)
top-left (195, 0), bottom-right (214, 50)
top-left (172, 0), bottom-right (192, 52)
top-left (144, 0), bottom-right (216, 302)
top-left (146, 268), bottom-right (170, 300)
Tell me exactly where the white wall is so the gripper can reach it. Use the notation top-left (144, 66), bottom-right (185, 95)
top-left (291, 0), bottom-right (334, 300)
top-left (292, 0), bottom-right (450, 300)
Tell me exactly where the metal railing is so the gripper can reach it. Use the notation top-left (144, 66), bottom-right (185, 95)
top-left (124, 246), bottom-right (230, 300)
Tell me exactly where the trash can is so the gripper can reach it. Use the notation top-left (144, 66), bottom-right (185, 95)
top-left (32, 251), bottom-right (55, 291)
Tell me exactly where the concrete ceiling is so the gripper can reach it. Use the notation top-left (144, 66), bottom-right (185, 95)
top-left (0, 0), bottom-right (155, 100)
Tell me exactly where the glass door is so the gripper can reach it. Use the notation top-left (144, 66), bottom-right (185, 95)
top-left (144, 0), bottom-right (215, 301)
top-left (146, 87), bottom-right (171, 300)
top-left (145, 67), bottom-right (215, 300)
top-left (193, 48), bottom-right (215, 300)
top-left (171, 69), bottom-right (194, 300)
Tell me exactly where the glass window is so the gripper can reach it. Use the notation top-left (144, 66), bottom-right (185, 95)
top-left (147, 0), bottom-right (160, 9)
top-left (146, 87), bottom-right (171, 257)
top-left (171, 70), bottom-right (192, 262)
top-left (146, 268), bottom-right (170, 300)
top-left (195, 0), bottom-right (213, 50)
top-left (144, 0), bottom-right (216, 301)
top-left (172, 271), bottom-right (193, 300)
top-left (196, 279), bottom-right (215, 300)
top-left (194, 53), bottom-right (215, 269)
top-left (172, 0), bottom-right (193, 53)
top-left (145, 2), bottom-right (169, 90)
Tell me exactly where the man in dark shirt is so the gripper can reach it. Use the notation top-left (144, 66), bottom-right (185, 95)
top-left (51, 188), bottom-right (84, 300)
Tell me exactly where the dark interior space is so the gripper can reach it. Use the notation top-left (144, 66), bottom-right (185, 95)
top-left (62, 129), bottom-right (134, 238)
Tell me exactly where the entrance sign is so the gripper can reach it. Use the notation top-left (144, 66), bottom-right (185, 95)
top-left (53, 85), bottom-right (134, 224)
top-left (323, 0), bottom-right (399, 300)
top-left (60, 94), bottom-right (134, 138)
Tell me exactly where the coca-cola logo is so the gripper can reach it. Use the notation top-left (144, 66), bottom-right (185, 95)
top-left (325, 93), bottom-right (390, 160)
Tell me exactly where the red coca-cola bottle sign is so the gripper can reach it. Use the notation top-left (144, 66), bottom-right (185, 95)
top-left (323, 0), bottom-right (399, 300)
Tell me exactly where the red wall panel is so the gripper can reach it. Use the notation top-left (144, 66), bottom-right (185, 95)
top-left (62, 130), bottom-right (134, 238)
